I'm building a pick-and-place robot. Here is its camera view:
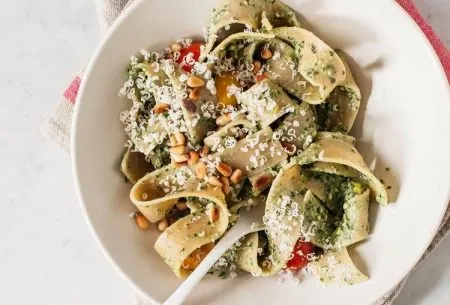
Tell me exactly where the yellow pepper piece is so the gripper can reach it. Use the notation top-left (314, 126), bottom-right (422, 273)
top-left (353, 183), bottom-right (363, 195)
top-left (215, 73), bottom-right (240, 106)
top-left (181, 242), bottom-right (215, 271)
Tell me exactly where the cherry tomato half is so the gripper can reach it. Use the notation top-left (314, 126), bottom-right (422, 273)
top-left (286, 240), bottom-right (314, 271)
top-left (176, 42), bottom-right (203, 72)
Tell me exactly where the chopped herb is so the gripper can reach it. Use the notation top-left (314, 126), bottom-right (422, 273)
top-left (307, 68), bottom-right (319, 78)
top-left (218, 271), bottom-right (227, 279)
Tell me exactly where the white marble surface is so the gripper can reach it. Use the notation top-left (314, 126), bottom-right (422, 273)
top-left (0, 1), bottom-right (448, 305)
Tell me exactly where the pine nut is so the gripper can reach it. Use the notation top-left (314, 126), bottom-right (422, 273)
top-left (176, 202), bottom-right (188, 211)
top-left (174, 132), bottom-right (186, 145)
top-left (230, 169), bottom-right (243, 184)
top-left (206, 204), bottom-right (219, 223)
top-left (216, 114), bottom-right (231, 126)
top-left (169, 145), bottom-right (186, 155)
top-left (253, 60), bottom-right (262, 73)
top-left (187, 151), bottom-right (200, 165)
top-left (135, 212), bottom-right (150, 230)
top-left (169, 135), bottom-right (178, 147)
top-left (153, 103), bottom-right (170, 114)
top-left (221, 177), bottom-right (231, 195)
top-left (187, 76), bottom-right (205, 88)
top-left (196, 162), bottom-right (207, 180)
top-left (170, 43), bottom-right (182, 52)
top-left (157, 218), bottom-right (169, 231)
top-left (216, 162), bottom-right (232, 177)
top-left (261, 48), bottom-right (273, 60)
top-left (200, 145), bottom-right (210, 158)
top-left (207, 176), bottom-right (223, 187)
top-left (189, 87), bottom-right (201, 100)
top-left (171, 153), bottom-right (189, 163)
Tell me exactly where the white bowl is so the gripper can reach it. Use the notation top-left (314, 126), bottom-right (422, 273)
top-left (72, 0), bottom-right (450, 304)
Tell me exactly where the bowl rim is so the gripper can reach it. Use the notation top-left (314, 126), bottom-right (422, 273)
top-left (71, 0), bottom-right (450, 304)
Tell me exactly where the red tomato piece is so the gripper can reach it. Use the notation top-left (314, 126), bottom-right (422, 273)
top-left (255, 72), bottom-right (269, 83)
top-left (176, 42), bottom-right (203, 72)
top-left (286, 240), bottom-right (314, 271)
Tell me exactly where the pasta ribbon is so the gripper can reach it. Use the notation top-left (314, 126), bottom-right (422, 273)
top-left (316, 51), bottom-right (361, 133)
top-left (311, 247), bottom-right (368, 285)
top-left (131, 166), bottom-right (230, 278)
top-left (295, 138), bottom-right (388, 205)
top-left (203, 0), bottom-right (299, 56)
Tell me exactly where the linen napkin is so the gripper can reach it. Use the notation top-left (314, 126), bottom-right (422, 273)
top-left (44, 0), bottom-right (450, 304)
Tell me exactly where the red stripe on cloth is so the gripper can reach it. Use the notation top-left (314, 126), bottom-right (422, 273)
top-left (63, 76), bottom-right (82, 104)
top-left (396, 0), bottom-right (450, 82)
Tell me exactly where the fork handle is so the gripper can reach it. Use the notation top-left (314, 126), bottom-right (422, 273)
top-left (162, 224), bottom-right (246, 305)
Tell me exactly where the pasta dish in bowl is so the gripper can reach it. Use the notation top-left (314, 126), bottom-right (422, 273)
top-left (119, 0), bottom-right (388, 285)
top-left (72, 0), bottom-right (450, 304)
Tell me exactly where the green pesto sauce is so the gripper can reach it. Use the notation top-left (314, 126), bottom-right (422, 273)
top-left (304, 172), bottom-right (366, 248)
top-left (149, 145), bottom-right (170, 169)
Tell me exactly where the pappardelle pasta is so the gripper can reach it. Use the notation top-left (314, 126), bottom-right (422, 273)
top-left (119, 0), bottom-right (388, 285)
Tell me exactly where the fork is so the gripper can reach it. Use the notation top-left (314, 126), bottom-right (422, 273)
top-left (162, 203), bottom-right (266, 305)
